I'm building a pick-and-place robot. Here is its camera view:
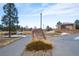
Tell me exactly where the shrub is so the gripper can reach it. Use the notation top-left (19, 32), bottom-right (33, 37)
top-left (26, 40), bottom-right (53, 51)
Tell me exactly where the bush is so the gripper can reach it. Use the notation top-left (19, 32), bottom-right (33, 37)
top-left (26, 40), bottom-right (53, 51)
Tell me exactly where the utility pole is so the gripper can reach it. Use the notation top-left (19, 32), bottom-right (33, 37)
top-left (40, 13), bottom-right (42, 29)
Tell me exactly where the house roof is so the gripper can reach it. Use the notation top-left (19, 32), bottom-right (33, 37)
top-left (61, 23), bottom-right (74, 26)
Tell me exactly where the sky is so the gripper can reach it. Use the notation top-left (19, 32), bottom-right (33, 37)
top-left (0, 3), bottom-right (79, 28)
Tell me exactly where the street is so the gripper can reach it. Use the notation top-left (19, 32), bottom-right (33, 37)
top-left (0, 34), bottom-right (79, 56)
top-left (52, 33), bottom-right (79, 56)
top-left (0, 35), bottom-right (32, 56)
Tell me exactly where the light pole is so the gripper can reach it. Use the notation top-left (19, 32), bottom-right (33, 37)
top-left (40, 13), bottom-right (42, 29)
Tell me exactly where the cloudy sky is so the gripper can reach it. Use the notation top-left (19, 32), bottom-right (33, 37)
top-left (0, 3), bottom-right (79, 28)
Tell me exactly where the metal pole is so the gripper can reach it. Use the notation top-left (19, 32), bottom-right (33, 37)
top-left (40, 13), bottom-right (42, 29)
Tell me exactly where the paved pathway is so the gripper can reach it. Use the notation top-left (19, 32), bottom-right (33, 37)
top-left (0, 35), bottom-right (32, 56)
top-left (51, 34), bottom-right (79, 56)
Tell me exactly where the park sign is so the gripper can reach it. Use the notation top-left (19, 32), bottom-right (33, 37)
top-left (32, 28), bottom-right (46, 40)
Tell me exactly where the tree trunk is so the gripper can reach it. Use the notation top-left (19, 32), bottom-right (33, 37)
top-left (9, 18), bottom-right (11, 38)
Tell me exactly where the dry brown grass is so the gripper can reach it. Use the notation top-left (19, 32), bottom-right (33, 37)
top-left (22, 31), bottom-right (32, 35)
top-left (46, 31), bottom-right (61, 36)
top-left (0, 37), bottom-right (20, 47)
top-left (26, 39), bottom-right (53, 51)
top-left (0, 31), bottom-right (32, 35)
top-left (0, 31), bottom-right (8, 35)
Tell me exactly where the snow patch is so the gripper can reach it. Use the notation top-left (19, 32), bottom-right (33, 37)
top-left (74, 36), bottom-right (79, 40)
top-left (61, 32), bottom-right (69, 36)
